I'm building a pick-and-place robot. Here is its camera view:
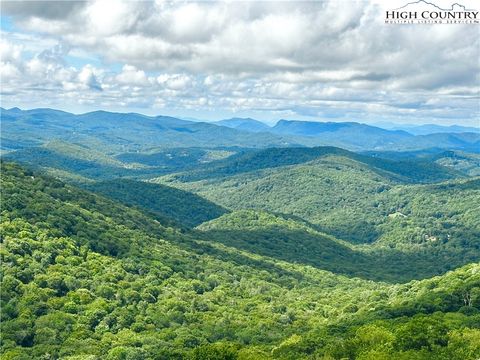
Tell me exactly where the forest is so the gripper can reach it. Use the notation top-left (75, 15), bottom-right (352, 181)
top-left (1, 148), bottom-right (479, 359)
top-left (1, 109), bottom-right (479, 359)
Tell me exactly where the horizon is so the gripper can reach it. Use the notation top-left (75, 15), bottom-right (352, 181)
top-left (2, 105), bottom-right (479, 130)
top-left (1, 0), bottom-right (479, 126)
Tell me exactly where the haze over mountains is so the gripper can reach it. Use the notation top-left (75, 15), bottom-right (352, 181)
top-left (213, 118), bottom-right (272, 132)
top-left (2, 108), bottom-right (479, 155)
top-left (377, 122), bottom-right (480, 135)
top-left (214, 116), bottom-right (479, 137)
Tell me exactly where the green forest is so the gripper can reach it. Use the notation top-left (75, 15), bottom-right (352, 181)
top-left (1, 108), bottom-right (479, 360)
top-left (1, 141), bottom-right (480, 360)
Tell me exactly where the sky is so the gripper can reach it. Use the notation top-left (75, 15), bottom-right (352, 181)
top-left (0, 0), bottom-right (479, 126)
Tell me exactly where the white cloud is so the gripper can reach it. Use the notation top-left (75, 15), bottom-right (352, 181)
top-left (85, 0), bottom-right (139, 36)
top-left (116, 65), bottom-right (148, 86)
top-left (0, 39), bottom-right (23, 63)
top-left (157, 74), bottom-right (192, 91)
top-left (0, 62), bottom-right (21, 80)
top-left (78, 65), bottom-right (102, 90)
top-left (1, 0), bottom-right (479, 125)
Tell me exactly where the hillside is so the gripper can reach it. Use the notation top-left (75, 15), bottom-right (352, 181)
top-left (195, 209), bottom-right (477, 282)
top-left (364, 149), bottom-right (480, 176)
top-left (115, 147), bottom-right (236, 168)
top-left (2, 141), bottom-right (240, 183)
top-left (154, 148), bottom-right (478, 254)
top-left (87, 179), bottom-right (228, 228)
top-left (1, 141), bottom-right (145, 183)
top-left (2, 162), bottom-right (480, 359)
top-left (433, 151), bottom-right (480, 176)
top-left (197, 210), bottom-right (379, 279)
top-left (167, 146), bottom-right (461, 184)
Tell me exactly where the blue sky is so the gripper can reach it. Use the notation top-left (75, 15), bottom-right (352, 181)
top-left (1, 0), bottom-right (479, 126)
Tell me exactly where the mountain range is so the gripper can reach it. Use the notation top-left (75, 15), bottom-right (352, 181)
top-left (2, 108), bottom-right (478, 155)
top-left (377, 122), bottom-right (480, 135)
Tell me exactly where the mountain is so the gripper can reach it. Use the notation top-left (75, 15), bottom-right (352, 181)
top-left (163, 146), bottom-right (462, 184)
top-left (272, 119), bottom-right (410, 137)
top-left (2, 108), bottom-right (479, 155)
top-left (214, 118), bottom-right (271, 132)
top-left (385, 123), bottom-right (480, 136)
top-left (0, 107), bottom-right (297, 154)
top-left (366, 149), bottom-right (480, 177)
top-left (0, 107), bottom-right (301, 180)
top-left (271, 119), bottom-right (415, 149)
top-left (394, 132), bottom-right (480, 153)
top-left (115, 147), bottom-right (237, 167)
top-left (1, 140), bottom-right (241, 183)
top-left (270, 119), bottom-right (480, 151)
top-left (154, 147), bottom-right (477, 255)
top-left (433, 150), bottom-right (480, 176)
top-left (1, 141), bottom-right (144, 183)
top-left (196, 208), bottom-right (478, 282)
top-left (2, 161), bottom-right (479, 359)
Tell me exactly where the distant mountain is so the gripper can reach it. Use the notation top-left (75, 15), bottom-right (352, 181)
top-left (270, 119), bottom-right (414, 149)
top-left (272, 119), bottom-right (410, 136)
top-left (402, 132), bottom-right (480, 152)
top-left (384, 123), bottom-right (480, 136)
top-left (0, 107), bottom-right (297, 153)
top-left (214, 118), bottom-right (271, 132)
top-left (2, 108), bottom-right (479, 155)
top-left (269, 119), bottom-right (480, 152)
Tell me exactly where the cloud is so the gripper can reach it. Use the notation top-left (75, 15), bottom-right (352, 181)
top-left (78, 65), bottom-right (102, 91)
top-left (157, 74), bottom-right (192, 90)
top-left (116, 65), bottom-right (148, 86)
top-left (0, 39), bottom-right (23, 63)
top-left (37, 43), bottom-right (70, 65)
top-left (0, 62), bottom-right (21, 80)
top-left (1, 1), bottom-right (85, 20)
top-left (1, 0), bottom-right (479, 125)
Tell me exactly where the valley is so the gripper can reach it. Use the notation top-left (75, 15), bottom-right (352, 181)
top-left (1, 108), bottom-right (479, 359)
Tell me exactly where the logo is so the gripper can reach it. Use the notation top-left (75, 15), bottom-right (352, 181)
top-left (384, 1), bottom-right (479, 24)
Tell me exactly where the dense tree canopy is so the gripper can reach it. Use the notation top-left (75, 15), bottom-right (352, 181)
top-left (1, 162), bottom-right (479, 359)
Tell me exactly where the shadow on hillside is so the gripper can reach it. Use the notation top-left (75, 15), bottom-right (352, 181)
top-left (87, 179), bottom-right (229, 228)
top-left (195, 228), bottom-right (477, 284)
top-left (169, 235), bottom-right (307, 285)
top-left (274, 213), bottom-right (381, 245)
